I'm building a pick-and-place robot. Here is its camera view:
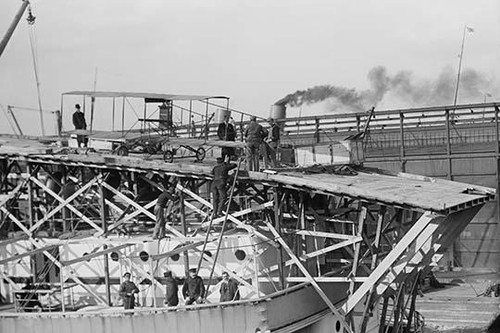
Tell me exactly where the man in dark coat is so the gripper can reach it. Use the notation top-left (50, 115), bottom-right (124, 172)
top-left (211, 156), bottom-right (237, 217)
top-left (264, 117), bottom-right (280, 168)
top-left (217, 114), bottom-right (237, 160)
top-left (244, 116), bottom-right (267, 171)
top-left (164, 270), bottom-right (179, 306)
top-left (72, 104), bottom-right (87, 147)
top-left (182, 268), bottom-right (205, 305)
top-left (118, 272), bottom-right (139, 310)
top-left (153, 185), bottom-right (177, 239)
top-left (219, 271), bottom-right (240, 302)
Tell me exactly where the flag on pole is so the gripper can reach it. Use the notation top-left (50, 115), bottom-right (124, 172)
top-left (466, 26), bottom-right (474, 33)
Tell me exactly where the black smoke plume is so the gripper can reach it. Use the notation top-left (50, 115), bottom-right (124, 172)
top-left (276, 66), bottom-right (495, 112)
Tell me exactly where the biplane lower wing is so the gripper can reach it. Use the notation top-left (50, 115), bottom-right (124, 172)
top-left (164, 138), bottom-right (246, 149)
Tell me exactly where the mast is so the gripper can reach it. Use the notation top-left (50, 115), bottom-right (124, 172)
top-left (0, 0), bottom-right (30, 58)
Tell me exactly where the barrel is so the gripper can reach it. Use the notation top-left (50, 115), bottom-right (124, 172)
top-left (216, 108), bottom-right (231, 123)
top-left (269, 104), bottom-right (286, 120)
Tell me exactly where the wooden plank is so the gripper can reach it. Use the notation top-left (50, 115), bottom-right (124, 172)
top-left (151, 241), bottom-right (205, 261)
top-left (61, 243), bottom-right (133, 266)
top-left (342, 211), bottom-right (441, 314)
top-left (264, 220), bottom-right (351, 331)
top-left (0, 244), bottom-right (56, 265)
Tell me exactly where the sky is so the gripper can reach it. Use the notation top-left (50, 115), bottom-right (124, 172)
top-left (0, 0), bottom-right (499, 135)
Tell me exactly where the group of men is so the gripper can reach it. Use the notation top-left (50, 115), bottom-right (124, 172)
top-left (118, 269), bottom-right (240, 310)
top-left (217, 114), bottom-right (280, 171)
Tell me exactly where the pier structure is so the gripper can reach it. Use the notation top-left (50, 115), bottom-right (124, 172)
top-left (0, 151), bottom-right (494, 332)
top-left (0, 100), bottom-right (497, 332)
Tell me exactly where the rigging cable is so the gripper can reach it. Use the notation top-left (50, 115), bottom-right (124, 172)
top-left (27, 5), bottom-right (45, 136)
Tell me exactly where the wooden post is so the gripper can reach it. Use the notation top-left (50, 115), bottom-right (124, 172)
top-left (26, 163), bottom-right (33, 230)
top-left (179, 180), bottom-right (190, 276)
top-left (273, 187), bottom-right (285, 290)
top-left (99, 175), bottom-right (112, 306)
top-left (379, 296), bottom-right (389, 333)
top-left (60, 264), bottom-right (65, 312)
top-left (404, 271), bottom-right (421, 333)
top-left (315, 118), bottom-right (321, 143)
top-left (349, 205), bottom-right (367, 295)
top-left (359, 205), bottom-right (386, 333)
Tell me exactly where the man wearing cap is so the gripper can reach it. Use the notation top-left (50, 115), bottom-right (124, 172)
top-left (118, 272), bottom-right (139, 310)
top-left (182, 268), bottom-right (205, 305)
top-left (264, 117), bottom-right (280, 168)
top-left (211, 156), bottom-right (237, 217)
top-left (163, 270), bottom-right (179, 306)
top-left (219, 271), bottom-right (240, 303)
top-left (153, 184), bottom-right (178, 239)
top-left (244, 116), bottom-right (267, 171)
top-left (72, 104), bottom-right (87, 147)
top-left (217, 114), bottom-right (237, 160)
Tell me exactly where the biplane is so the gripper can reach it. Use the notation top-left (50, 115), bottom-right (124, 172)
top-left (61, 91), bottom-right (246, 162)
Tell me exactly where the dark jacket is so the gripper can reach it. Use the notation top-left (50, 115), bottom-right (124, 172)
top-left (212, 163), bottom-right (237, 183)
top-left (244, 121), bottom-right (267, 144)
top-left (157, 191), bottom-right (175, 208)
top-left (165, 277), bottom-right (179, 306)
top-left (217, 122), bottom-right (236, 141)
top-left (72, 111), bottom-right (87, 130)
top-left (118, 281), bottom-right (139, 301)
top-left (269, 123), bottom-right (280, 142)
top-left (182, 276), bottom-right (205, 299)
top-left (220, 279), bottom-right (240, 302)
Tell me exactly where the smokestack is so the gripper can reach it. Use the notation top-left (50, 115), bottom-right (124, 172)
top-left (270, 104), bottom-right (286, 120)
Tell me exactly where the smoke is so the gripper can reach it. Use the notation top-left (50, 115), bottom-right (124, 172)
top-left (276, 66), bottom-right (496, 112)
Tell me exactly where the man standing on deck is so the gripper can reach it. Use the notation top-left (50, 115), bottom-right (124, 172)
top-left (118, 272), bottom-right (139, 310)
top-left (217, 114), bottom-right (237, 160)
top-left (211, 156), bottom-right (237, 217)
top-left (182, 268), bottom-right (205, 305)
top-left (164, 270), bottom-right (179, 306)
top-left (72, 104), bottom-right (87, 147)
top-left (219, 271), bottom-right (240, 302)
top-left (264, 117), bottom-right (280, 168)
top-left (244, 116), bottom-right (267, 171)
top-left (153, 185), bottom-right (177, 239)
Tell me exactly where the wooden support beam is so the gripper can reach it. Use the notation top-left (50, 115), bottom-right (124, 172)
top-left (3, 208), bottom-right (108, 305)
top-left (257, 277), bottom-right (369, 283)
top-left (201, 201), bottom-right (274, 227)
top-left (264, 220), bottom-right (351, 331)
top-left (0, 244), bottom-right (57, 265)
top-left (349, 205), bottom-right (367, 295)
top-left (263, 236), bottom-right (362, 275)
top-left (152, 241), bottom-right (205, 261)
top-left (178, 183), bottom-right (278, 247)
top-left (290, 230), bottom-right (360, 240)
top-left (29, 176), bottom-right (103, 233)
top-left (342, 211), bottom-right (441, 314)
top-left (61, 243), bottom-right (133, 266)
top-left (102, 181), bottom-right (184, 238)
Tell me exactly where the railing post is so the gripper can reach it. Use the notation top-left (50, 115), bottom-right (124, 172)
top-left (399, 112), bottom-right (406, 172)
top-left (315, 118), bottom-right (320, 143)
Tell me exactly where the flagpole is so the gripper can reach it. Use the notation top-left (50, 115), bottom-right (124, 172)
top-left (453, 25), bottom-right (467, 106)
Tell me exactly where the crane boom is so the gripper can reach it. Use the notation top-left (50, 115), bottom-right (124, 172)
top-left (0, 0), bottom-right (30, 59)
